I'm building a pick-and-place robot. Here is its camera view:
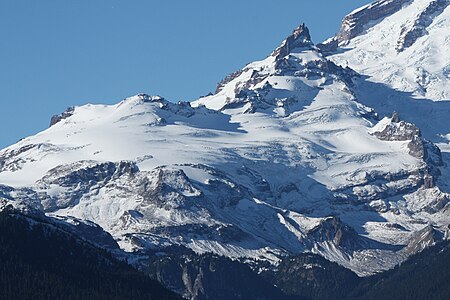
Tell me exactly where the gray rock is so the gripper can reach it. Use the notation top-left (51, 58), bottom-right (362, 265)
top-left (318, 0), bottom-right (411, 52)
top-left (396, 0), bottom-right (449, 52)
top-left (50, 106), bottom-right (75, 127)
top-left (402, 225), bottom-right (444, 256)
top-left (373, 118), bottom-right (421, 142)
top-left (215, 70), bottom-right (244, 94)
top-left (337, 0), bottom-right (411, 45)
top-left (271, 23), bottom-right (312, 60)
top-left (307, 216), bottom-right (374, 251)
top-left (391, 111), bottom-right (400, 123)
top-left (407, 135), bottom-right (425, 159)
top-left (423, 173), bottom-right (435, 189)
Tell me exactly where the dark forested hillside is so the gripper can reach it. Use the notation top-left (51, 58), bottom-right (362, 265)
top-left (147, 246), bottom-right (291, 300)
top-left (348, 240), bottom-right (450, 300)
top-left (260, 253), bottom-right (360, 300)
top-left (0, 207), bottom-right (180, 300)
top-left (2, 204), bottom-right (450, 300)
top-left (260, 242), bottom-right (450, 300)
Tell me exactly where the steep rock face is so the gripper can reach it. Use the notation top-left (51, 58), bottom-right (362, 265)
top-left (50, 106), bottom-right (75, 127)
top-left (308, 217), bottom-right (361, 250)
top-left (136, 167), bottom-right (202, 209)
top-left (396, 0), bottom-right (449, 52)
top-left (37, 160), bottom-right (139, 211)
top-left (370, 112), bottom-right (442, 192)
top-left (337, 0), bottom-right (412, 44)
top-left (271, 24), bottom-right (312, 60)
top-left (402, 224), bottom-right (444, 255)
top-left (0, 143), bottom-right (60, 173)
top-left (148, 249), bottom-right (286, 300)
top-left (325, 0), bottom-right (450, 101)
top-left (371, 112), bottom-right (442, 164)
top-left (318, 0), bottom-right (412, 53)
top-left (372, 112), bottom-right (420, 142)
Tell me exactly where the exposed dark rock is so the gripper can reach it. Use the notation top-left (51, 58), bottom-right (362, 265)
top-left (137, 167), bottom-right (201, 209)
top-left (215, 70), bottom-right (244, 94)
top-left (316, 38), bottom-right (338, 56)
top-left (114, 160), bottom-right (140, 178)
top-left (423, 172), bottom-right (435, 189)
top-left (396, 0), bottom-right (449, 52)
top-left (402, 225), bottom-right (444, 256)
top-left (50, 106), bottom-right (75, 127)
top-left (307, 217), bottom-right (367, 251)
top-left (407, 135), bottom-right (425, 159)
top-left (40, 161), bottom-right (137, 187)
top-left (391, 111), bottom-right (400, 123)
top-left (337, 0), bottom-right (411, 45)
top-left (177, 164), bottom-right (252, 208)
top-left (38, 161), bottom-right (139, 210)
top-left (218, 55), bottom-right (359, 116)
top-left (371, 113), bottom-right (443, 173)
top-left (373, 113), bottom-right (421, 142)
top-left (0, 144), bottom-right (38, 172)
top-left (318, 0), bottom-right (412, 52)
top-left (272, 24), bottom-right (312, 60)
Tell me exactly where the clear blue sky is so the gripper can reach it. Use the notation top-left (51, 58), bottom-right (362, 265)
top-left (0, 0), bottom-right (371, 148)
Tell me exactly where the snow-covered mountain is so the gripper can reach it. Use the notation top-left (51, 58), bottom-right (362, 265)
top-left (321, 0), bottom-right (450, 100)
top-left (321, 0), bottom-right (450, 152)
top-left (1, 0), bottom-right (450, 279)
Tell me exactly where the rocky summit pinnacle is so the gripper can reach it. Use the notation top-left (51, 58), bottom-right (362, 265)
top-left (3, 2), bottom-right (450, 298)
top-left (271, 23), bottom-right (312, 60)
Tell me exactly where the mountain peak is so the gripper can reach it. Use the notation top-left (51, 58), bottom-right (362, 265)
top-left (271, 23), bottom-right (312, 59)
top-left (317, 0), bottom-right (411, 54)
top-left (133, 93), bottom-right (165, 103)
top-left (337, 0), bottom-right (411, 45)
top-left (324, 0), bottom-right (450, 100)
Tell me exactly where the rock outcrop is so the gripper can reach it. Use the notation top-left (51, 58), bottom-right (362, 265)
top-left (271, 23), bottom-right (312, 60)
top-left (50, 106), bottom-right (75, 126)
top-left (318, 0), bottom-right (412, 53)
top-left (396, 0), bottom-right (449, 52)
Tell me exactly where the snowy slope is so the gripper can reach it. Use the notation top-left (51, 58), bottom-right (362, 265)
top-left (323, 0), bottom-right (450, 101)
top-left (323, 0), bottom-right (450, 197)
top-left (1, 20), bottom-right (449, 276)
top-left (323, 0), bottom-right (450, 144)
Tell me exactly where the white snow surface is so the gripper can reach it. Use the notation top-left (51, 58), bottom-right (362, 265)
top-left (329, 0), bottom-right (450, 101)
top-left (1, 7), bottom-right (450, 275)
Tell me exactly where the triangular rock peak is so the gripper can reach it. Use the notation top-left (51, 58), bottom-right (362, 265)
top-left (272, 23), bottom-right (313, 59)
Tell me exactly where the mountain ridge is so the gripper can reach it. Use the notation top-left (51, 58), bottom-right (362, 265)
top-left (1, 3), bottom-right (450, 297)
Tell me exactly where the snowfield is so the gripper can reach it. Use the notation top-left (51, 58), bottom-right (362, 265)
top-left (1, 0), bottom-right (450, 276)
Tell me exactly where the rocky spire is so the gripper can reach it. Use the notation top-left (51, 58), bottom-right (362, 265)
top-left (271, 23), bottom-right (312, 60)
top-left (391, 111), bottom-right (400, 123)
